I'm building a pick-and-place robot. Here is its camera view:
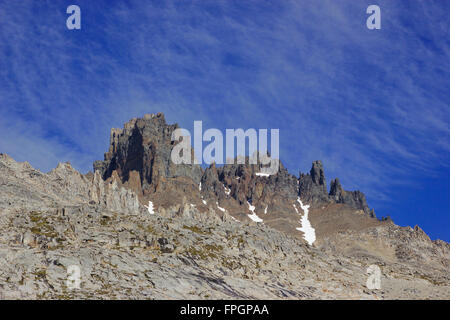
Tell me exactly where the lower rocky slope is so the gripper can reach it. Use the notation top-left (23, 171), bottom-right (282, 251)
top-left (0, 153), bottom-right (448, 299)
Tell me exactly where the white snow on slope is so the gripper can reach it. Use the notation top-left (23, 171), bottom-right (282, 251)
top-left (199, 182), bottom-right (202, 191)
top-left (294, 198), bottom-right (316, 245)
top-left (200, 191), bottom-right (207, 205)
top-left (247, 201), bottom-right (263, 223)
top-left (144, 201), bottom-right (155, 215)
top-left (223, 185), bottom-right (231, 195)
top-left (231, 216), bottom-right (240, 222)
top-left (264, 205), bottom-right (268, 214)
top-left (216, 202), bottom-right (226, 212)
top-left (256, 172), bottom-right (270, 177)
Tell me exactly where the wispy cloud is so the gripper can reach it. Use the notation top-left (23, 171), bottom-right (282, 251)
top-left (0, 0), bottom-right (448, 207)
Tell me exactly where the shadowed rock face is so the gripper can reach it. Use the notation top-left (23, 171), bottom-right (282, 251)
top-left (94, 113), bottom-right (203, 206)
top-left (299, 160), bottom-right (330, 205)
top-left (202, 160), bottom-right (298, 205)
top-left (329, 178), bottom-right (371, 215)
top-left (94, 113), bottom-right (203, 187)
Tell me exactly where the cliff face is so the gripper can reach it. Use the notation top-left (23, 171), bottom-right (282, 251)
top-left (299, 160), bottom-right (329, 205)
top-left (94, 113), bottom-right (203, 194)
top-left (93, 113), bottom-right (203, 209)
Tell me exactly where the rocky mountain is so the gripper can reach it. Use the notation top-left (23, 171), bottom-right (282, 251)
top-left (0, 113), bottom-right (448, 299)
top-left (92, 113), bottom-right (377, 241)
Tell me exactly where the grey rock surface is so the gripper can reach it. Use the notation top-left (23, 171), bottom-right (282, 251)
top-left (0, 114), bottom-right (448, 300)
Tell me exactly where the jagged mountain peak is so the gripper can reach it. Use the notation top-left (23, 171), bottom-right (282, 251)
top-left (90, 114), bottom-right (381, 242)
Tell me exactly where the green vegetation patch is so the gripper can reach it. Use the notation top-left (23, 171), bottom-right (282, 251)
top-left (29, 211), bottom-right (58, 238)
top-left (186, 244), bottom-right (223, 260)
top-left (182, 225), bottom-right (211, 235)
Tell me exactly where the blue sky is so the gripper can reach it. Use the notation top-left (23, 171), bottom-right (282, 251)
top-left (0, 1), bottom-right (448, 241)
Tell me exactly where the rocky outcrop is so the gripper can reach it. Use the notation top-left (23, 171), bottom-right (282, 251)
top-left (0, 153), bottom-right (142, 216)
top-left (90, 115), bottom-right (380, 241)
top-left (92, 115), bottom-right (376, 222)
top-left (88, 171), bottom-right (140, 214)
top-left (94, 113), bottom-right (203, 197)
top-left (298, 160), bottom-right (330, 205)
top-left (203, 159), bottom-right (298, 204)
top-left (329, 178), bottom-right (372, 215)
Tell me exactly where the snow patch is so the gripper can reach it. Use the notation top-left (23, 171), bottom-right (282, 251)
top-left (256, 172), bottom-right (270, 177)
top-left (295, 198), bottom-right (316, 245)
top-left (247, 201), bottom-right (263, 223)
top-left (264, 205), bottom-right (268, 214)
top-left (200, 193), bottom-right (207, 205)
top-left (144, 201), bottom-right (155, 215)
top-left (248, 213), bottom-right (263, 223)
top-left (216, 202), bottom-right (226, 212)
top-left (198, 182), bottom-right (202, 191)
top-left (223, 185), bottom-right (231, 196)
